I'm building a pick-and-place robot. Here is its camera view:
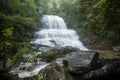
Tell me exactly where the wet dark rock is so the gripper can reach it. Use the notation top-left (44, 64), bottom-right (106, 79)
top-left (32, 43), bottom-right (50, 50)
top-left (113, 46), bottom-right (120, 52)
top-left (82, 61), bottom-right (120, 80)
top-left (63, 51), bottom-right (99, 73)
top-left (19, 66), bottom-right (26, 70)
top-left (34, 62), bottom-right (66, 80)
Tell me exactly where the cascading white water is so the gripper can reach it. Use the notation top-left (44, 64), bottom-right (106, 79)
top-left (32, 15), bottom-right (88, 51)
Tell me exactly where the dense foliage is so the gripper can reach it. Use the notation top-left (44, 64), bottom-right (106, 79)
top-left (94, 0), bottom-right (120, 46)
top-left (0, 0), bottom-right (38, 17)
top-left (0, 13), bottom-right (37, 66)
top-left (79, 0), bottom-right (120, 47)
top-left (0, 1), bottom-right (40, 79)
top-left (0, 0), bottom-right (120, 79)
top-left (49, 0), bottom-right (120, 48)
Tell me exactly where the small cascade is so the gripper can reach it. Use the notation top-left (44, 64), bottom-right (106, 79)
top-left (32, 15), bottom-right (88, 50)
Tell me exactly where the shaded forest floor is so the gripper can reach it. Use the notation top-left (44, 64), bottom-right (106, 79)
top-left (92, 50), bottom-right (120, 59)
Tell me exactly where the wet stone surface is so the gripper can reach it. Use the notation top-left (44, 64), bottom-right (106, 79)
top-left (63, 51), bottom-right (99, 73)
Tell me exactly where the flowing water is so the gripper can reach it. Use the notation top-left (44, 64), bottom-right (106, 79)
top-left (18, 64), bottom-right (49, 78)
top-left (32, 15), bottom-right (88, 50)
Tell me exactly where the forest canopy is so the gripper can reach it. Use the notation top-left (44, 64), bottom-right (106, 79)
top-left (0, 0), bottom-right (120, 79)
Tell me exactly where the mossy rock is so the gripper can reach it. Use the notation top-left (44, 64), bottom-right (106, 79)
top-left (35, 62), bottom-right (65, 80)
top-left (42, 49), bottom-right (58, 62)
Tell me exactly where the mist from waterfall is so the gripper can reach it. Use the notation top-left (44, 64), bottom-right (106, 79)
top-left (32, 15), bottom-right (88, 51)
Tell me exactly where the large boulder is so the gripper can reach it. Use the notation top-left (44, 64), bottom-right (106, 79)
top-left (82, 61), bottom-right (120, 80)
top-left (35, 62), bottom-right (66, 80)
top-left (34, 48), bottom-right (58, 62)
top-left (63, 51), bottom-right (99, 73)
top-left (41, 48), bottom-right (58, 62)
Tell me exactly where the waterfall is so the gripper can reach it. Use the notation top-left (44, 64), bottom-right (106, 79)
top-left (32, 15), bottom-right (88, 51)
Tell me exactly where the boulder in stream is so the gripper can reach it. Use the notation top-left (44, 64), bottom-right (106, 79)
top-left (63, 51), bottom-right (99, 73)
top-left (34, 62), bottom-right (66, 80)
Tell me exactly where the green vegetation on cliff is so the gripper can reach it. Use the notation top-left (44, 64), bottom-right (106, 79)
top-left (0, 1), bottom-right (40, 79)
top-left (0, 13), bottom-right (38, 66)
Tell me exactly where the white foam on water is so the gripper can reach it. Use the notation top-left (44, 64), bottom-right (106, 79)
top-left (32, 15), bottom-right (88, 51)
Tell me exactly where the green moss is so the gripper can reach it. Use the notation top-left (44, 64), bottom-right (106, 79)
top-left (9, 45), bottom-right (35, 67)
top-left (0, 13), bottom-right (39, 67)
top-left (42, 49), bottom-right (58, 62)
